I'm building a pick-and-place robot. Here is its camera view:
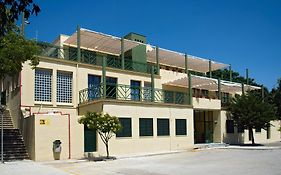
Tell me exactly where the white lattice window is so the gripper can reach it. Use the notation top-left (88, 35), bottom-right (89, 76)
top-left (35, 69), bottom-right (52, 102)
top-left (57, 71), bottom-right (72, 103)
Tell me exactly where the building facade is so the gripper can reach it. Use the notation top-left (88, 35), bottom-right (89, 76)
top-left (3, 27), bottom-right (281, 161)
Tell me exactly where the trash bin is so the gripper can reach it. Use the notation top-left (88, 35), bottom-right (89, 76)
top-left (53, 140), bottom-right (62, 160)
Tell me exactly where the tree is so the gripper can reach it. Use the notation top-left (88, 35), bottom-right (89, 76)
top-left (0, 0), bottom-right (40, 36)
top-left (229, 91), bottom-right (277, 145)
top-left (270, 78), bottom-right (281, 119)
top-left (78, 112), bottom-right (121, 158)
top-left (0, 30), bottom-right (39, 78)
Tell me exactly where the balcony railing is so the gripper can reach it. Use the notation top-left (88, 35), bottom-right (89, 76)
top-left (79, 83), bottom-right (190, 105)
top-left (37, 42), bottom-right (157, 74)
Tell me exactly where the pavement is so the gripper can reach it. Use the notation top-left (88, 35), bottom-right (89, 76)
top-left (1, 142), bottom-right (281, 175)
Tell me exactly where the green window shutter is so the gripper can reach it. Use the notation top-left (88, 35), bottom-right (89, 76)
top-left (139, 118), bottom-right (153, 136)
top-left (226, 120), bottom-right (234, 133)
top-left (176, 119), bottom-right (187, 135)
top-left (116, 118), bottom-right (132, 137)
top-left (157, 119), bottom-right (170, 136)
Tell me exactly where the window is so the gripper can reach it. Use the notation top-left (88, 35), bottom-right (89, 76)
top-left (176, 119), bottom-right (187, 135)
top-left (88, 75), bottom-right (101, 100)
top-left (157, 119), bottom-right (170, 136)
top-left (226, 120), bottom-right (234, 133)
top-left (237, 124), bottom-right (244, 133)
top-left (139, 118), bottom-right (153, 136)
top-left (255, 127), bottom-right (262, 133)
top-left (35, 69), bottom-right (52, 102)
top-left (143, 82), bottom-right (151, 101)
top-left (201, 89), bottom-right (209, 98)
top-left (57, 71), bottom-right (73, 103)
top-left (116, 118), bottom-right (132, 137)
top-left (106, 77), bottom-right (117, 99)
top-left (131, 80), bottom-right (141, 101)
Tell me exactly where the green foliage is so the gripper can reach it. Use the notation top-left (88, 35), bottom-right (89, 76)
top-left (0, 0), bottom-right (40, 36)
top-left (0, 31), bottom-right (39, 78)
top-left (229, 91), bottom-right (277, 144)
top-left (78, 112), bottom-right (121, 157)
top-left (210, 69), bottom-right (260, 86)
top-left (269, 78), bottom-right (281, 119)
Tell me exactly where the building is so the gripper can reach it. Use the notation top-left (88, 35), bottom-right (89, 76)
top-left (3, 27), bottom-right (280, 161)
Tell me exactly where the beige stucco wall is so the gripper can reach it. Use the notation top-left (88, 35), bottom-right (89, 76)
top-left (220, 110), bottom-right (281, 144)
top-left (93, 102), bottom-right (194, 157)
top-left (193, 97), bottom-right (221, 110)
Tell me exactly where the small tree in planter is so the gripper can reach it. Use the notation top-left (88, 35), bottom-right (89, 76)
top-left (78, 112), bottom-right (121, 158)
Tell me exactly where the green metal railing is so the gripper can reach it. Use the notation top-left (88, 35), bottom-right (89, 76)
top-left (79, 83), bottom-right (190, 105)
top-left (37, 42), bottom-right (156, 74)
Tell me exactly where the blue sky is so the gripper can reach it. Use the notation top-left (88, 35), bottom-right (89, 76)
top-left (25, 0), bottom-right (281, 89)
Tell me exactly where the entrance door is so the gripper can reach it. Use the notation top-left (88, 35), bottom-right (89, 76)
top-left (194, 111), bottom-right (214, 143)
top-left (84, 125), bottom-right (97, 152)
top-left (88, 74), bottom-right (101, 100)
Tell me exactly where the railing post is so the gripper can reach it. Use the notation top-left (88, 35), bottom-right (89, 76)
top-left (209, 59), bottom-right (212, 78)
top-left (229, 64), bottom-right (232, 82)
top-left (77, 25), bottom-right (81, 62)
top-left (102, 56), bottom-right (107, 98)
top-left (151, 66), bottom-right (155, 102)
top-left (121, 37), bottom-right (125, 69)
top-left (156, 46), bottom-right (160, 75)
top-left (242, 83), bottom-right (245, 95)
top-left (218, 78), bottom-right (221, 100)
top-left (188, 72), bottom-right (193, 105)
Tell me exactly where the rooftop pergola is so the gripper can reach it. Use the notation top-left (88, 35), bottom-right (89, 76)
top-left (164, 75), bottom-right (261, 94)
top-left (63, 28), bottom-right (229, 73)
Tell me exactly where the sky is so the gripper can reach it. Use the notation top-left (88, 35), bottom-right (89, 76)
top-left (24, 0), bottom-right (281, 89)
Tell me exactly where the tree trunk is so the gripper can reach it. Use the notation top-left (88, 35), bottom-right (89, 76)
top-left (105, 141), bottom-right (109, 158)
top-left (249, 127), bottom-right (255, 145)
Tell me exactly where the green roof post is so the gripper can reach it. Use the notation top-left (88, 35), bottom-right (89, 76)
top-left (185, 53), bottom-right (188, 74)
top-left (246, 68), bottom-right (249, 85)
top-left (102, 55), bottom-right (107, 98)
top-left (121, 37), bottom-right (125, 69)
top-left (209, 59), bottom-right (212, 78)
top-left (229, 64), bottom-right (232, 82)
top-left (77, 25), bottom-right (81, 62)
top-left (242, 83), bottom-right (245, 95)
top-left (218, 78), bottom-right (221, 100)
top-left (156, 46), bottom-right (160, 75)
top-left (261, 86), bottom-right (264, 102)
top-left (151, 66), bottom-right (155, 102)
top-left (188, 72), bottom-right (193, 105)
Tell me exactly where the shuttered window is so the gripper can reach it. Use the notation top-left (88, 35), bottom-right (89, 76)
top-left (139, 118), bottom-right (153, 136)
top-left (157, 119), bottom-right (170, 136)
top-left (176, 119), bottom-right (187, 135)
top-left (116, 118), bottom-right (132, 137)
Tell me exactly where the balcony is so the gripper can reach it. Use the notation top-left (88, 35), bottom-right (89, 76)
top-left (79, 83), bottom-right (191, 106)
top-left (37, 42), bottom-right (157, 74)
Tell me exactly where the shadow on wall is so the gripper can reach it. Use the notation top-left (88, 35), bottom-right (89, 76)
top-left (223, 133), bottom-right (245, 145)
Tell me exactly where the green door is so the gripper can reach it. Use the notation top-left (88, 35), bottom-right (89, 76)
top-left (84, 125), bottom-right (97, 152)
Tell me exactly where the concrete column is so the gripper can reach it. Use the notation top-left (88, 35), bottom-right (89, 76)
top-left (102, 56), bottom-right (107, 98)
top-left (77, 25), bottom-right (81, 62)
top-left (121, 37), bottom-right (125, 69)
top-left (151, 66), bottom-right (155, 102)
top-left (218, 78), bottom-right (221, 100)
top-left (209, 59), bottom-right (212, 78)
top-left (185, 53), bottom-right (188, 74)
top-left (156, 46), bottom-right (160, 75)
top-left (242, 83), bottom-right (245, 95)
top-left (188, 72), bottom-right (192, 105)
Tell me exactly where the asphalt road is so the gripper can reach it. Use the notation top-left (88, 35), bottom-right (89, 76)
top-left (1, 147), bottom-right (281, 175)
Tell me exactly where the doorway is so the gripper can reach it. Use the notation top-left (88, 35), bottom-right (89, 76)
top-left (84, 125), bottom-right (97, 152)
top-left (194, 110), bottom-right (214, 143)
